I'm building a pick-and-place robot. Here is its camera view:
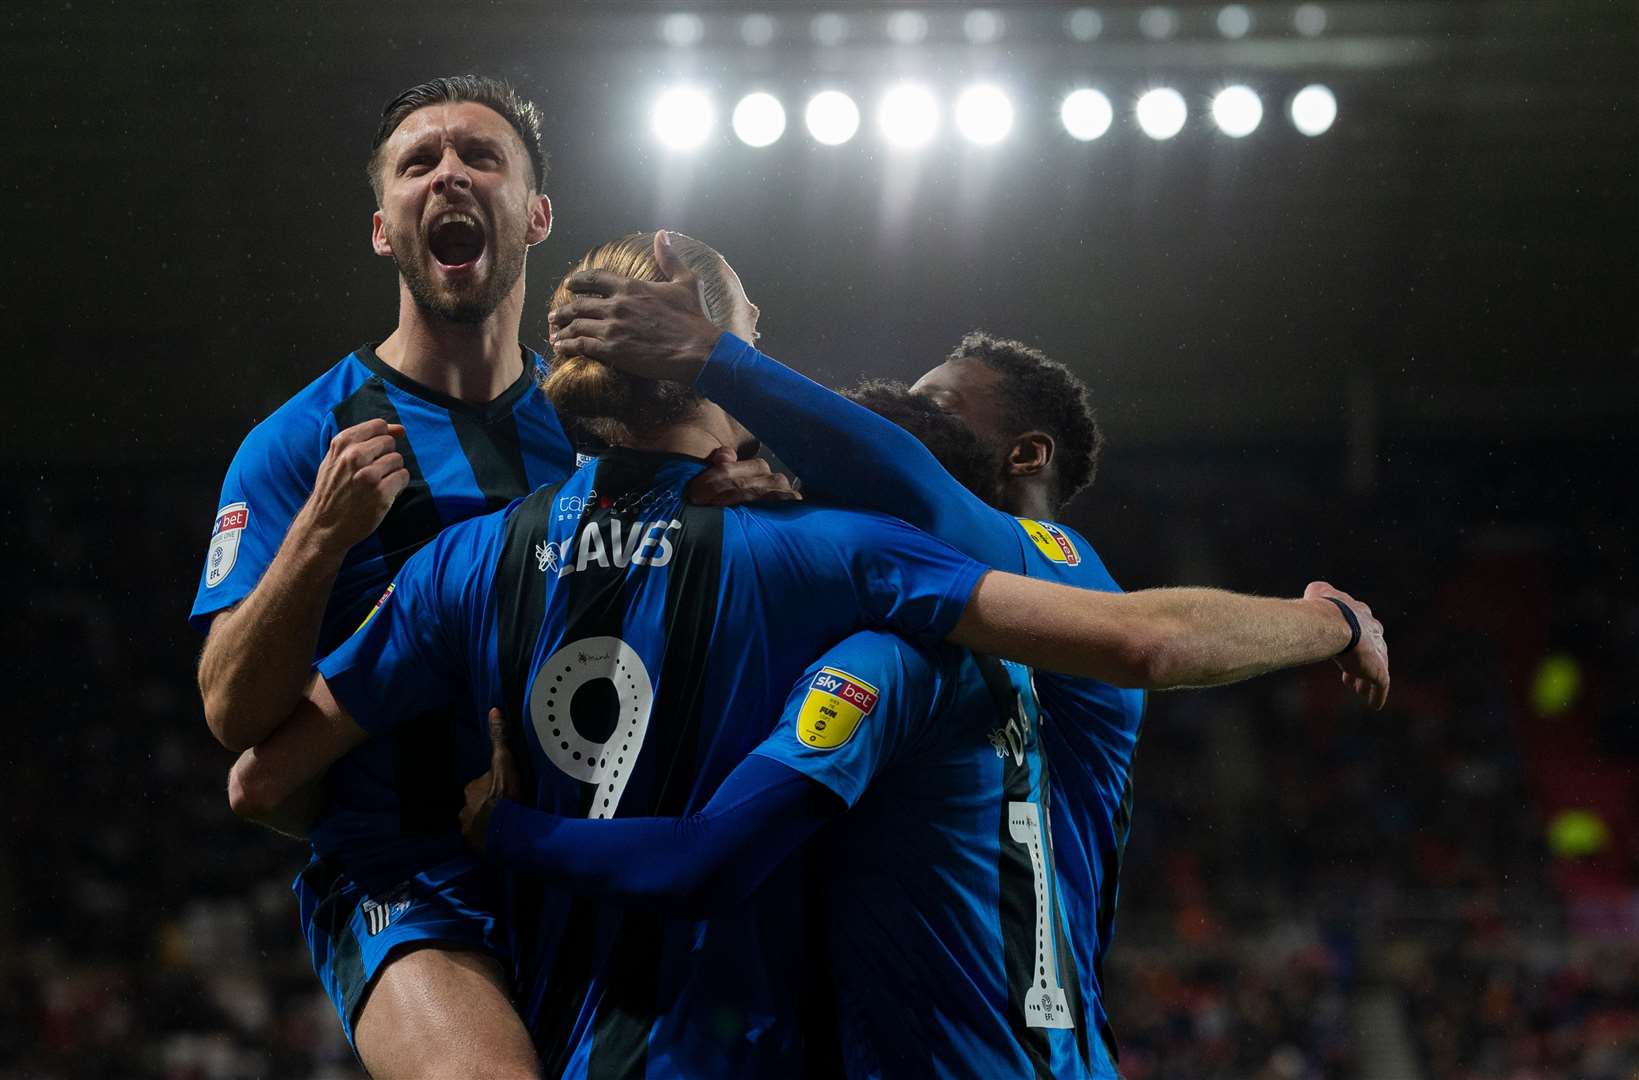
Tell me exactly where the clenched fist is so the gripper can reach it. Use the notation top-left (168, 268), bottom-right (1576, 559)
top-left (299, 418), bottom-right (410, 552)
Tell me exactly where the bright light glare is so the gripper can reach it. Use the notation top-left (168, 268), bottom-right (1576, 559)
top-left (732, 93), bottom-right (786, 147)
top-left (1293, 3), bottom-right (1327, 36)
top-left (878, 83), bottom-right (939, 148)
top-left (1135, 87), bottom-right (1187, 140)
top-left (885, 10), bottom-right (928, 44)
top-left (811, 12), bottom-right (849, 46)
top-left (1216, 4), bottom-right (1252, 38)
top-left (1211, 85), bottom-right (1263, 137)
top-left (1061, 89), bottom-right (1114, 140)
top-left (1138, 6), bottom-right (1178, 39)
top-left (1290, 84), bottom-right (1337, 135)
top-left (955, 85), bottom-right (1014, 145)
top-left (660, 13), bottom-right (704, 47)
top-left (652, 86), bottom-right (715, 150)
top-left (805, 90), bottom-right (861, 145)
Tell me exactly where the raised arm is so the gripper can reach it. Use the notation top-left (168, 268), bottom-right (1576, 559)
top-left (198, 419), bottom-right (408, 751)
top-left (546, 231), bottom-right (1023, 569)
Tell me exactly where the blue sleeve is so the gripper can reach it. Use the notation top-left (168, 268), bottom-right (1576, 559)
top-left (189, 410), bottom-right (329, 633)
top-left (697, 333), bottom-right (1026, 572)
top-left (750, 631), bottom-right (943, 806)
top-left (315, 516), bottom-right (498, 735)
top-left (745, 505), bottom-right (988, 645)
top-left (485, 756), bottom-right (838, 916)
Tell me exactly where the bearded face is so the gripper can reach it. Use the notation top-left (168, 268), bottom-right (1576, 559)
top-left (386, 191), bottom-right (529, 324)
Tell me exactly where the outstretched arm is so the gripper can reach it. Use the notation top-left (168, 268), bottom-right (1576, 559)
top-left (461, 713), bottom-right (840, 916)
top-left (951, 574), bottom-right (1389, 706)
top-left (547, 231), bottom-right (1022, 569)
top-left (227, 675), bottom-right (369, 834)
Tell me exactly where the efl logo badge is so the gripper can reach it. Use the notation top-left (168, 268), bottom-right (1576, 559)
top-left (205, 502), bottom-right (249, 588)
top-left (796, 667), bottom-right (879, 750)
top-left (1017, 518), bottom-right (1080, 567)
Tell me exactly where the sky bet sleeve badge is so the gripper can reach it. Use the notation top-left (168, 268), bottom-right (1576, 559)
top-left (205, 502), bottom-right (249, 588)
top-left (796, 667), bottom-right (880, 750)
top-left (1016, 517), bottom-right (1081, 567)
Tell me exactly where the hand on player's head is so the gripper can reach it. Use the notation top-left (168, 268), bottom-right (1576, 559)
top-left (459, 707), bottom-right (521, 851)
top-left (1304, 580), bottom-right (1390, 710)
top-left (303, 419), bottom-right (410, 552)
top-left (547, 230), bottom-right (720, 382)
top-left (686, 446), bottom-right (802, 508)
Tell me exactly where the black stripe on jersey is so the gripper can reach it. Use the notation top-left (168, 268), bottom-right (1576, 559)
top-left (447, 408), bottom-right (530, 513)
top-left (492, 485), bottom-right (566, 1056)
top-left (584, 456), bottom-right (724, 1080)
top-left (329, 378), bottom-right (446, 585)
top-left (393, 705), bottom-right (462, 836)
top-left (298, 858), bottom-right (368, 1026)
top-left (975, 655), bottom-right (1054, 1079)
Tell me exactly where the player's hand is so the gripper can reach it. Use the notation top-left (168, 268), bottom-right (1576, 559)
top-left (1304, 581), bottom-right (1390, 710)
top-left (460, 708), bottom-right (522, 852)
top-left (547, 230), bottom-right (723, 381)
top-left (687, 447), bottom-right (802, 507)
top-left (300, 418), bottom-right (410, 551)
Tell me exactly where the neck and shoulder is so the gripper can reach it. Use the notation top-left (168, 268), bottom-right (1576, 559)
top-left (374, 281), bottom-right (527, 405)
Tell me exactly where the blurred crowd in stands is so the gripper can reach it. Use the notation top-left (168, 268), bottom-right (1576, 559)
top-left (3, 439), bottom-right (1633, 1079)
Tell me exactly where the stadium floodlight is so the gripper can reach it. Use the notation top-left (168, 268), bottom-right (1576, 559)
top-left (1135, 87), bottom-right (1187, 140)
top-left (1066, 7), bottom-right (1103, 41)
top-left (1211, 85), bottom-right (1262, 137)
top-left (1138, 6), bottom-right (1178, 40)
top-left (732, 92), bottom-right (786, 148)
top-left (963, 9), bottom-right (1005, 45)
top-left (739, 13), bottom-right (776, 47)
top-left (878, 82), bottom-right (940, 149)
top-left (1293, 3), bottom-right (1327, 37)
top-left (652, 86), bottom-right (715, 150)
top-left (1290, 84), bottom-right (1337, 136)
top-left (885, 10), bottom-right (929, 45)
top-left (1216, 4), bottom-right (1252, 38)
top-left (811, 12), bottom-right (849, 46)
top-left (1061, 88), bottom-right (1113, 141)
top-left (955, 84), bottom-right (1014, 146)
top-left (659, 12), bottom-right (704, 47)
top-left (805, 90), bottom-right (861, 145)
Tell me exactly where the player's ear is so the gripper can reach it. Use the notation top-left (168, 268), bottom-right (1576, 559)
top-left (525, 194), bottom-right (553, 247)
top-left (1005, 432), bottom-right (1053, 477)
top-left (371, 209), bottom-right (393, 257)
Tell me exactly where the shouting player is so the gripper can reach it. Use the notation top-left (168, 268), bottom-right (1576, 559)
top-left (546, 234), bottom-right (1387, 1067)
top-left (192, 80), bottom-right (786, 1078)
top-left (229, 231), bottom-right (1385, 1075)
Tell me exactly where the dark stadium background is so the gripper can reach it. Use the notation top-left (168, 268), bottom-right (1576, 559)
top-left (4, 2), bottom-right (1634, 1077)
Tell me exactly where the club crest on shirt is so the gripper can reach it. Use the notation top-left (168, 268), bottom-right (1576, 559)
top-left (205, 502), bottom-right (249, 588)
top-left (796, 667), bottom-right (879, 750)
top-left (1017, 518), bottom-right (1080, 567)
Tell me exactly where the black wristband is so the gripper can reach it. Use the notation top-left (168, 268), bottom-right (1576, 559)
top-left (1324, 596), bottom-right (1361, 656)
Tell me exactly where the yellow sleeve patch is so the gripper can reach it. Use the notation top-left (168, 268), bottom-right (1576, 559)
top-left (355, 582), bottom-right (396, 633)
top-left (1016, 518), bottom-right (1081, 567)
top-left (796, 666), bottom-right (880, 750)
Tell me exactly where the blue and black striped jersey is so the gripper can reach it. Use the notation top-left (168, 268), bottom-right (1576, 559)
top-left (190, 344), bottom-right (576, 866)
top-left (754, 631), bottom-right (1118, 1078)
top-left (317, 448), bottom-right (988, 1077)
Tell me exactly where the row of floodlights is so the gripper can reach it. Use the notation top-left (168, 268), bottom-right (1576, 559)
top-left (660, 5), bottom-right (1334, 47)
top-left (653, 84), bottom-right (1339, 149)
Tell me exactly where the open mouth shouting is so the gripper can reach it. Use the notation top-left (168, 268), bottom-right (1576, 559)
top-left (428, 209), bottom-right (487, 273)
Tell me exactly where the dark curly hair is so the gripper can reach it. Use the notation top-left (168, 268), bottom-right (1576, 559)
top-left (948, 331), bottom-right (1103, 510)
top-left (841, 379), bottom-right (995, 502)
top-left (367, 75), bottom-right (548, 203)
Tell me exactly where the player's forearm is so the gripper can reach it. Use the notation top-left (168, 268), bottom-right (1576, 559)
top-left (228, 772), bottom-right (324, 839)
top-left (698, 337), bottom-right (1021, 569)
top-left (226, 678), bottom-right (366, 822)
top-left (955, 572), bottom-right (1352, 689)
top-left (198, 512), bottom-right (348, 751)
